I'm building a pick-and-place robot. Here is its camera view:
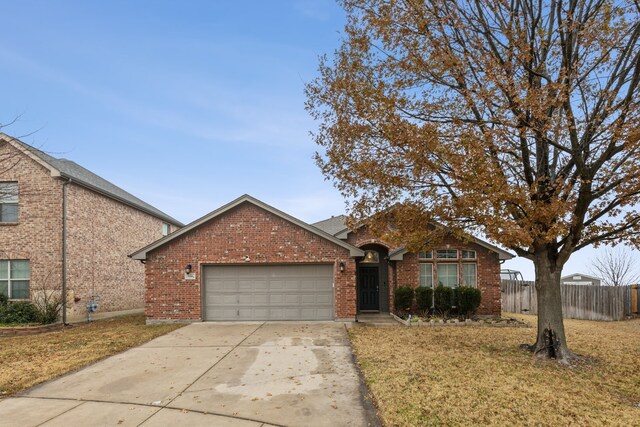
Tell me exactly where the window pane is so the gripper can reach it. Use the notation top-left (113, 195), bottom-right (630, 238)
top-left (10, 280), bottom-right (29, 299)
top-left (462, 250), bottom-right (476, 259)
top-left (462, 263), bottom-right (477, 287)
top-left (436, 249), bottom-right (458, 259)
top-left (162, 223), bottom-right (170, 236)
top-left (0, 204), bottom-right (18, 222)
top-left (0, 182), bottom-right (18, 203)
top-left (0, 280), bottom-right (7, 296)
top-left (437, 263), bottom-right (459, 287)
top-left (0, 261), bottom-right (7, 279)
top-left (10, 260), bottom-right (30, 279)
top-left (418, 251), bottom-right (432, 259)
top-left (420, 263), bottom-right (433, 287)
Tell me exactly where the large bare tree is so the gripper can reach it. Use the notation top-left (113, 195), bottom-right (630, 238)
top-left (306, 0), bottom-right (640, 363)
top-left (590, 247), bottom-right (640, 286)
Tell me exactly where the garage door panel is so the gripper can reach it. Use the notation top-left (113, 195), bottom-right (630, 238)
top-left (284, 294), bottom-right (300, 304)
top-left (270, 294), bottom-right (283, 304)
top-left (204, 265), bottom-right (334, 321)
top-left (269, 308), bottom-right (285, 319)
top-left (301, 294), bottom-right (318, 304)
top-left (316, 294), bottom-right (332, 304)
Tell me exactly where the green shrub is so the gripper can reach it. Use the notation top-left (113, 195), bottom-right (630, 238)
top-left (394, 286), bottom-right (414, 314)
top-left (0, 293), bottom-right (8, 306)
top-left (457, 286), bottom-right (482, 318)
top-left (434, 285), bottom-right (456, 317)
top-left (0, 301), bottom-right (40, 324)
top-left (415, 286), bottom-right (433, 313)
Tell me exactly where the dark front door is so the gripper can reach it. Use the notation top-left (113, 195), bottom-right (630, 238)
top-left (359, 266), bottom-right (379, 311)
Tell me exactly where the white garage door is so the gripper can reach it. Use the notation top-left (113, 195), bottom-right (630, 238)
top-left (203, 264), bottom-right (334, 321)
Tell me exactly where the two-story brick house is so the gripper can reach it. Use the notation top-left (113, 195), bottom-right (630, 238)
top-left (0, 134), bottom-right (183, 321)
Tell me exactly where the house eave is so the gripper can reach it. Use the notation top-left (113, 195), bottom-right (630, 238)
top-left (129, 195), bottom-right (364, 260)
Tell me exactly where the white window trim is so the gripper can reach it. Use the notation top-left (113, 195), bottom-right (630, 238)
top-left (0, 181), bottom-right (19, 223)
top-left (462, 262), bottom-right (478, 287)
top-left (436, 249), bottom-right (458, 259)
top-left (437, 263), bottom-right (459, 287)
top-left (0, 260), bottom-right (30, 300)
top-left (419, 262), bottom-right (434, 288)
top-left (462, 250), bottom-right (477, 260)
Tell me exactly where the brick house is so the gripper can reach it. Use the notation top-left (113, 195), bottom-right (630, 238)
top-left (0, 134), bottom-right (183, 320)
top-left (131, 195), bottom-right (512, 322)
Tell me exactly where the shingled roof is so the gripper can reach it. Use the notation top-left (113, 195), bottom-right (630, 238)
top-left (1, 133), bottom-right (183, 226)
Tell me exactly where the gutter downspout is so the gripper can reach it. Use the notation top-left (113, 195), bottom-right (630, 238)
top-left (62, 178), bottom-right (70, 325)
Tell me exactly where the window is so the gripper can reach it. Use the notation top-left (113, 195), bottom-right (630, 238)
top-left (462, 250), bottom-right (476, 259)
top-left (418, 250), bottom-right (433, 259)
top-left (0, 260), bottom-right (30, 299)
top-left (162, 222), bottom-right (170, 236)
top-left (419, 263), bottom-right (433, 287)
top-left (462, 263), bottom-right (477, 287)
top-left (0, 182), bottom-right (18, 222)
top-left (436, 249), bottom-right (458, 259)
top-left (437, 263), bottom-right (458, 287)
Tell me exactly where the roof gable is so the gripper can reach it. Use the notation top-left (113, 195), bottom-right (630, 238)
top-left (313, 214), bottom-right (514, 260)
top-left (129, 195), bottom-right (365, 260)
top-left (0, 133), bottom-right (182, 226)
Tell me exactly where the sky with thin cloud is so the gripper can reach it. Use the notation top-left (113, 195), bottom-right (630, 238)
top-left (0, 0), bottom-right (634, 280)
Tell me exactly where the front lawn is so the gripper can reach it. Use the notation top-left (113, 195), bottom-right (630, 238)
top-left (0, 314), bottom-right (183, 396)
top-left (350, 315), bottom-right (640, 426)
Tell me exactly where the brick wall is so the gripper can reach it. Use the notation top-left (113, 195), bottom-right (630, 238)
top-left (66, 183), bottom-right (172, 314)
top-left (0, 139), bottom-right (178, 316)
top-left (347, 228), bottom-right (502, 316)
top-left (0, 142), bottom-right (63, 298)
top-left (145, 202), bottom-right (355, 321)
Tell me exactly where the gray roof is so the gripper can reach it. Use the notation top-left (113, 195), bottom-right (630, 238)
top-left (561, 273), bottom-right (602, 282)
top-left (313, 214), bottom-right (514, 260)
top-left (311, 215), bottom-right (348, 236)
top-left (1, 134), bottom-right (183, 226)
top-left (130, 195), bottom-right (364, 260)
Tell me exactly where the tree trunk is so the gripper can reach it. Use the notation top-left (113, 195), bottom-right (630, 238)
top-left (529, 251), bottom-right (575, 364)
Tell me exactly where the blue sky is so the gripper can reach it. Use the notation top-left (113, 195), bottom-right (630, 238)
top-left (0, 0), bottom-right (629, 280)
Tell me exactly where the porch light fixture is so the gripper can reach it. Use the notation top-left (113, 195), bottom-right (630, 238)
top-left (339, 262), bottom-right (345, 273)
top-left (361, 250), bottom-right (379, 263)
top-left (185, 264), bottom-right (192, 275)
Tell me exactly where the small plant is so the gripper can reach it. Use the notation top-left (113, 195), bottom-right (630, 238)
top-left (394, 286), bottom-right (414, 315)
top-left (415, 286), bottom-right (433, 315)
top-left (434, 285), bottom-right (456, 318)
top-left (457, 286), bottom-right (482, 318)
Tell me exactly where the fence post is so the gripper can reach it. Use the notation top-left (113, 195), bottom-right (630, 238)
top-left (632, 285), bottom-right (639, 316)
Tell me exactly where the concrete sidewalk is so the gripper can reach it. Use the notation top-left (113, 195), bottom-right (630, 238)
top-left (0, 322), bottom-right (376, 426)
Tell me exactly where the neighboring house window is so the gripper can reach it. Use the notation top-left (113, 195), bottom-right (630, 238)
top-left (436, 249), bottom-right (458, 259)
top-left (419, 263), bottom-right (433, 287)
top-left (462, 250), bottom-right (476, 259)
top-left (462, 263), bottom-right (477, 287)
top-left (0, 182), bottom-right (19, 223)
top-left (437, 263), bottom-right (458, 287)
top-left (418, 250), bottom-right (433, 259)
top-left (162, 222), bottom-right (170, 236)
top-left (0, 260), bottom-right (30, 299)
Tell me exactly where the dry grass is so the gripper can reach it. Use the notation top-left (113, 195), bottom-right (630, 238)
top-left (0, 314), bottom-right (183, 396)
top-left (350, 314), bottom-right (640, 426)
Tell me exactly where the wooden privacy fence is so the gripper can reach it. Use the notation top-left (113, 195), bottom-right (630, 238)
top-left (501, 280), bottom-right (639, 321)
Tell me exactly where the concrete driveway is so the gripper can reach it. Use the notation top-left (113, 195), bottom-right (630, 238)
top-left (0, 322), bottom-right (376, 427)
